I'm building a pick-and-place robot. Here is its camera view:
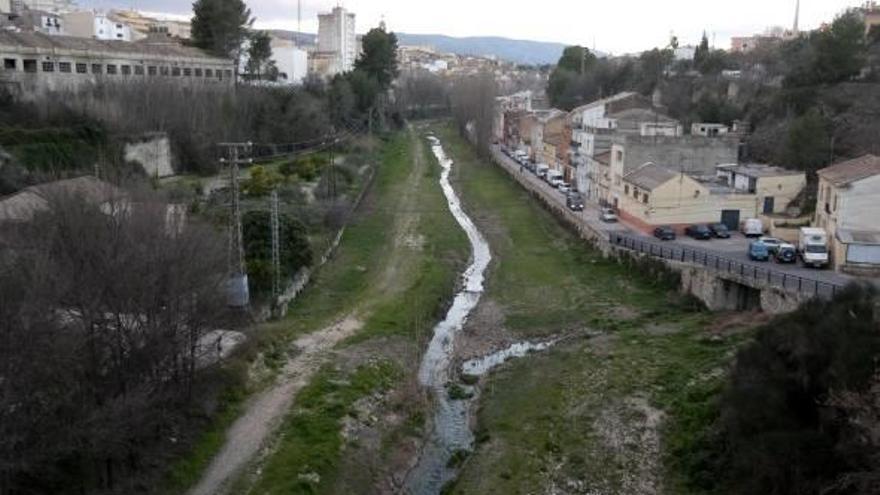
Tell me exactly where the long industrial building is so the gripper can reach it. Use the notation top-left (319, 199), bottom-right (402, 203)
top-left (0, 31), bottom-right (234, 98)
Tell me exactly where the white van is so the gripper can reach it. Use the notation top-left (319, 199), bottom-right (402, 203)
top-left (546, 170), bottom-right (564, 188)
top-left (535, 163), bottom-right (549, 179)
top-left (741, 218), bottom-right (764, 237)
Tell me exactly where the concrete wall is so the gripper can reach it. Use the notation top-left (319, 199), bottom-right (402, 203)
top-left (125, 133), bottom-right (173, 178)
top-left (621, 134), bottom-right (739, 174)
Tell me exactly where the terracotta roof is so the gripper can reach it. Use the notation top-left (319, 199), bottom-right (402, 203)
top-left (817, 155), bottom-right (880, 187)
top-left (623, 162), bottom-right (678, 191)
top-left (0, 31), bottom-right (230, 62)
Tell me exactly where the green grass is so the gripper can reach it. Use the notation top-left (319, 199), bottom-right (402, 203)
top-left (240, 129), bottom-right (470, 494)
top-left (249, 361), bottom-right (401, 495)
top-left (433, 125), bottom-right (751, 494)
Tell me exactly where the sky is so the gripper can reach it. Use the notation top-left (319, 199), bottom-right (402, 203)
top-left (78, 0), bottom-right (865, 54)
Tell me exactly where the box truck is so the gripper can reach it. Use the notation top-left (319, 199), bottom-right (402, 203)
top-left (799, 227), bottom-right (830, 269)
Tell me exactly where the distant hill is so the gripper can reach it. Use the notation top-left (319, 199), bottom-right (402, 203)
top-left (268, 30), bottom-right (573, 66)
top-left (395, 33), bottom-right (570, 65)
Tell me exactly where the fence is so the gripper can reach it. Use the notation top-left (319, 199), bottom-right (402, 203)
top-left (609, 232), bottom-right (845, 299)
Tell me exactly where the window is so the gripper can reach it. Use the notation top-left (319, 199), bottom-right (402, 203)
top-left (160, 66), bottom-right (169, 76)
top-left (224, 69), bottom-right (232, 78)
top-left (642, 193), bottom-right (649, 204)
top-left (121, 65), bottom-right (131, 75)
top-left (106, 64), bottom-right (117, 75)
top-left (194, 68), bottom-right (202, 77)
top-left (147, 66), bottom-right (157, 76)
top-left (171, 67), bottom-right (181, 76)
top-left (92, 63), bottom-right (102, 74)
top-left (41, 61), bottom-right (54, 72)
top-left (833, 194), bottom-right (838, 212)
top-left (116, 33), bottom-right (123, 39)
top-left (624, 185), bottom-right (629, 195)
top-left (205, 68), bottom-right (213, 78)
top-left (116, 23), bottom-right (122, 29)
top-left (615, 150), bottom-right (623, 162)
top-left (76, 63), bottom-right (87, 73)
top-left (134, 65), bottom-right (144, 75)
top-left (216, 70), bottom-right (223, 80)
top-left (183, 68), bottom-right (192, 76)
top-left (58, 62), bottom-right (71, 73)
top-left (23, 59), bottom-right (36, 73)
top-left (3, 58), bottom-right (15, 70)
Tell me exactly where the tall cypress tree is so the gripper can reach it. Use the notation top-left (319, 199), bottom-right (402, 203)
top-left (191, 0), bottom-right (253, 60)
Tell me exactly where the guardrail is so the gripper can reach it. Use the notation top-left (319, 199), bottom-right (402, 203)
top-left (609, 232), bottom-right (845, 299)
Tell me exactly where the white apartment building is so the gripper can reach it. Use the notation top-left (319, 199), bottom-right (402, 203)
top-left (316, 6), bottom-right (356, 76)
top-left (269, 36), bottom-right (307, 85)
top-left (64, 11), bottom-right (135, 41)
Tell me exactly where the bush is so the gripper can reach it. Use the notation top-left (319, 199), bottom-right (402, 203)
top-left (242, 209), bottom-right (313, 295)
top-left (692, 284), bottom-right (880, 495)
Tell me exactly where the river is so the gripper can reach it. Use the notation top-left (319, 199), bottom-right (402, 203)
top-left (403, 135), bottom-right (493, 494)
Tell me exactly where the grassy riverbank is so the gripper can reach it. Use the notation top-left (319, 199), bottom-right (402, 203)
top-left (240, 127), bottom-right (470, 494)
top-left (437, 125), bottom-right (754, 494)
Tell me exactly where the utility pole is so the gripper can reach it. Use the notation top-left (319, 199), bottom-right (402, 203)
top-left (270, 188), bottom-right (281, 300)
top-left (219, 142), bottom-right (253, 308)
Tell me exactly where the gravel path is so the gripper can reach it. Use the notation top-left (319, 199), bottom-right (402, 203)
top-left (188, 315), bottom-right (362, 495)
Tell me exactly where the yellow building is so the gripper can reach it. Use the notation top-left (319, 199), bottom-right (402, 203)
top-left (618, 162), bottom-right (805, 234)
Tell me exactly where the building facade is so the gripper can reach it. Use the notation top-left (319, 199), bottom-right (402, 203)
top-left (815, 155), bottom-right (880, 272)
top-left (617, 162), bottom-right (804, 234)
top-left (11, 0), bottom-right (76, 14)
top-left (64, 10), bottom-right (135, 41)
top-left (0, 31), bottom-right (234, 98)
top-left (269, 36), bottom-right (307, 85)
top-left (316, 6), bottom-right (356, 76)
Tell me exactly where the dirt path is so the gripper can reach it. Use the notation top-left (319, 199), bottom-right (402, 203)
top-left (188, 130), bottom-right (429, 495)
top-left (188, 316), bottom-right (363, 495)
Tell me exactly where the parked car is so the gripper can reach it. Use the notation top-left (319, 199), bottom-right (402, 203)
top-left (566, 193), bottom-right (584, 212)
top-left (599, 207), bottom-right (618, 223)
top-left (653, 226), bottom-right (676, 241)
top-left (558, 182), bottom-right (572, 194)
top-left (685, 224), bottom-right (712, 240)
top-left (709, 223), bottom-right (731, 238)
top-left (749, 241), bottom-right (771, 261)
top-left (741, 218), bottom-right (764, 237)
top-left (758, 236), bottom-right (783, 254)
top-left (775, 243), bottom-right (797, 264)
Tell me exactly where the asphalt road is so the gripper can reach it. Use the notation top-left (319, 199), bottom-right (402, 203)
top-left (491, 146), bottom-right (856, 291)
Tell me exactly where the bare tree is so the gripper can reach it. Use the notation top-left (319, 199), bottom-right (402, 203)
top-left (450, 71), bottom-right (498, 156)
top-left (0, 187), bottom-right (227, 493)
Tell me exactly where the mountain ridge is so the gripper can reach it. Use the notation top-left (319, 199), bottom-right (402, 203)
top-left (268, 30), bottom-right (575, 65)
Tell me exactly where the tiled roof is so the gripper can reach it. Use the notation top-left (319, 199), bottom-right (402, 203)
top-left (817, 155), bottom-right (880, 187)
top-left (623, 162), bottom-right (677, 191)
top-left (0, 31), bottom-right (230, 62)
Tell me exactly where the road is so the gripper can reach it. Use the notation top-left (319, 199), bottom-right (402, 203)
top-left (490, 146), bottom-right (855, 292)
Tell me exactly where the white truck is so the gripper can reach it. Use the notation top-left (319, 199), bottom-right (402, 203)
top-left (799, 227), bottom-right (830, 269)
top-left (535, 163), bottom-right (549, 179)
top-left (546, 170), bottom-right (564, 188)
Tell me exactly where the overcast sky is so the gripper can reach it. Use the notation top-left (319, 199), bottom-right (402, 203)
top-left (79, 0), bottom-right (863, 54)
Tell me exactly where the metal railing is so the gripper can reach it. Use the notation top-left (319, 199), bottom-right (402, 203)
top-left (609, 232), bottom-right (845, 299)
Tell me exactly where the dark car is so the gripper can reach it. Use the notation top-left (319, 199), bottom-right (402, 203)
top-left (653, 226), bottom-right (676, 241)
top-left (566, 193), bottom-right (584, 212)
top-left (685, 224), bottom-right (712, 240)
top-left (775, 243), bottom-right (797, 263)
top-left (709, 223), bottom-right (731, 238)
top-left (749, 241), bottom-right (770, 261)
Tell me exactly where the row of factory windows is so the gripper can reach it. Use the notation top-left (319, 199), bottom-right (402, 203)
top-left (2, 58), bottom-right (233, 79)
